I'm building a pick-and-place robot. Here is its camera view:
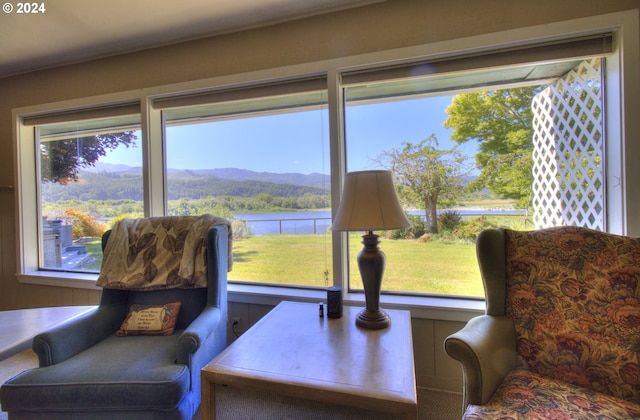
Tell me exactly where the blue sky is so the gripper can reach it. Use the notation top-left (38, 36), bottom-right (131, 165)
top-left (345, 95), bottom-right (477, 172)
top-left (102, 94), bottom-right (479, 174)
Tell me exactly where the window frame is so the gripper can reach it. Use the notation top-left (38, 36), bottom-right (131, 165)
top-left (14, 91), bottom-right (144, 291)
top-left (13, 11), bottom-right (640, 318)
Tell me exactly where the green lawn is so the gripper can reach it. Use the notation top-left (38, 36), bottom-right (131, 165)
top-left (81, 233), bottom-right (482, 296)
top-left (232, 233), bottom-right (335, 287)
top-left (81, 240), bottom-right (104, 271)
top-left (84, 233), bottom-right (483, 296)
top-left (231, 233), bottom-right (484, 297)
top-left (82, 211), bottom-right (532, 297)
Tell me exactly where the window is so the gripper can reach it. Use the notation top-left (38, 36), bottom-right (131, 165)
top-left (161, 78), bottom-right (332, 288)
top-left (342, 36), bottom-right (611, 297)
top-left (35, 111), bottom-right (142, 273)
top-left (343, 92), bottom-right (485, 296)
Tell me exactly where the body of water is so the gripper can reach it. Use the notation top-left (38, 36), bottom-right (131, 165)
top-left (234, 209), bottom-right (525, 235)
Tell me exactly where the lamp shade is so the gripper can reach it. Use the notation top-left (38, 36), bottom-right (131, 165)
top-left (332, 170), bottom-right (410, 232)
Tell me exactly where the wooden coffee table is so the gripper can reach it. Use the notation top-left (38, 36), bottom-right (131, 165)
top-left (201, 301), bottom-right (417, 419)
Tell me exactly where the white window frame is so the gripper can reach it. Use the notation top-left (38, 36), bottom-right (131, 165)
top-left (13, 11), bottom-right (639, 320)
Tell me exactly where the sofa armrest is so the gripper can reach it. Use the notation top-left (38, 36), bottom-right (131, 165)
top-left (444, 315), bottom-right (516, 409)
top-left (32, 306), bottom-right (123, 367)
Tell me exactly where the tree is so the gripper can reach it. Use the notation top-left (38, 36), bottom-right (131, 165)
top-left (40, 132), bottom-right (137, 184)
top-left (443, 87), bottom-right (539, 207)
top-left (376, 135), bottom-right (469, 234)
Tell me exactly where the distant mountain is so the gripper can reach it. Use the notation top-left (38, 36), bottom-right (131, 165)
top-left (83, 162), bottom-right (142, 174)
top-left (41, 163), bottom-right (330, 202)
top-left (90, 163), bottom-right (329, 188)
top-left (168, 167), bottom-right (330, 189)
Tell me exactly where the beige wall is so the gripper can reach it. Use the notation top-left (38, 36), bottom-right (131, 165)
top-left (1, 0), bottom-right (638, 392)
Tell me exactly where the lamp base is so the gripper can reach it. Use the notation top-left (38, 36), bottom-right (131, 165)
top-left (355, 308), bottom-right (391, 330)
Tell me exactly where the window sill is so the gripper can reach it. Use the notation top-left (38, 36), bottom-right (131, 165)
top-left (18, 271), bottom-right (101, 291)
top-left (228, 283), bottom-right (485, 322)
top-left (17, 272), bottom-right (485, 321)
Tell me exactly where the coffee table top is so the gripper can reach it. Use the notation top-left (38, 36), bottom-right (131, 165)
top-left (0, 305), bottom-right (97, 361)
top-left (203, 301), bottom-right (416, 411)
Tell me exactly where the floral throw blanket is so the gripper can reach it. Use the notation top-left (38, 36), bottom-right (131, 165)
top-left (96, 215), bottom-right (232, 290)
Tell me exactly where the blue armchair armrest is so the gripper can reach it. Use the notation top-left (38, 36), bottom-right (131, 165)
top-left (32, 305), bottom-right (124, 366)
top-left (178, 305), bottom-right (226, 399)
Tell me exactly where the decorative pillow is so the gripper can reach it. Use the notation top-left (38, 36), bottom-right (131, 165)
top-left (116, 302), bottom-right (181, 336)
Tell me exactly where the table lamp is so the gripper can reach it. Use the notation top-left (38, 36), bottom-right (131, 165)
top-left (331, 170), bottom-right (410, 329)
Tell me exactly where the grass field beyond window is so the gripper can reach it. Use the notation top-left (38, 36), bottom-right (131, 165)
top-left (231, 233), bottom-right (484, 297)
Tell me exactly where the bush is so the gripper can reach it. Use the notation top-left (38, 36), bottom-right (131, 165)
top-left (232, 218), bottom-right (253, 240)
top-left (108, 213), bottom-right (144, 229)
top-left (64, 209), bottom-right (107, 238)
top-left (438, 210), bottom-right (462, 231)
top-left (455, 216), bottom-right (500, 241)
top-left (384, 213), bottom-right (426, 239)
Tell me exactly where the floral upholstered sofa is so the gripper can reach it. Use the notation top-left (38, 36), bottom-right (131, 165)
top-left (445, 226), bottom-right (640, 419)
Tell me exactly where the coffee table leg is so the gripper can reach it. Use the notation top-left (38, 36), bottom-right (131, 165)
top-left (200, 376), bottom-right (216, 420)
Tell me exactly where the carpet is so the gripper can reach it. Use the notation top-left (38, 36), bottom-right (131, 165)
top-left (0, 349), bottom-right (38, 420)
top-left (0, 348), bottom-right (462, 419)
top-left (213, 385), bottom-right (462, 419)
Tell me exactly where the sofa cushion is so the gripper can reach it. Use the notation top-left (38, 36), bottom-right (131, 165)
top-left (504, 227), bottom-right (640, 403)
top-left (1, 333), bottom-right (188, 413)
top-left (464, 369), bottom-right (640, 419)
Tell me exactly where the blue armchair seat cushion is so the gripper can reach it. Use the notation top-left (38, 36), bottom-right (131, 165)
top-left (1, 333), bottom-right (188, 413)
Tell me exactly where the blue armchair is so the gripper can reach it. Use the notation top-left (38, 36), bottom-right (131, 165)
top-left (1, 217), bottom-right (230, 419)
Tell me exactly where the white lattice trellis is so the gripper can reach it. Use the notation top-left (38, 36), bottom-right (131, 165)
top-left (531, 59), bottom-right (604, 230)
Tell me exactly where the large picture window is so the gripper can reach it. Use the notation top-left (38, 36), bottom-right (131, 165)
top-left (342, 38), bottom-right (610, 297)
top-left (161, 79), bottom-right (331, 288)
top-left (13, 16), bottom-right (636, 306)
